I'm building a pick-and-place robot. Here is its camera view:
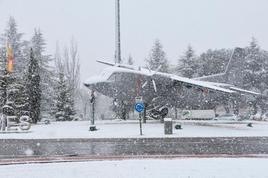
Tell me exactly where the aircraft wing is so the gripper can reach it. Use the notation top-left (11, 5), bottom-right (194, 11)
top-left (194, 81), bottom-right (261, 96)
top-left (95, 60), bottom-right (261, 96)
top-left (172, 75), bottom-right (261, 95)
top-left (227, 86), bottom-right (261, 96)
top-left (158, 73), bottom-right (262, 96)
top-left (153, 73), bottom-right (237, 94)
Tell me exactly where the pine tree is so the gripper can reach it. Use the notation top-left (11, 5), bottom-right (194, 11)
top-left (146, 39), bottom-right (169, 72)
top-left (0, 17), bottom-right (26, 77)
top-left (55, 71), bottom-right (75, 121)
top-left (31, 29), bottom-right (55, 118)
top-left (178, 45), bottom-right (197, 78)
top-left (0, 17), bottom-right (30, 119)
top-left (26, 49), bottom-right (41, 123)
top-left (60, 39), bottom-right (80, 116)
top-left (54, 45), bottom-right (76, 121)
top-left (0, 48), bottom-right (7, 108)
top-left (197, 49), bottom-right (231, 77)
top-left (243, 38), bottom-right (264, 90)
top-left (55, 72), bottom-right (66, 121)
top-left (242, 38), bottom-right (268, 118)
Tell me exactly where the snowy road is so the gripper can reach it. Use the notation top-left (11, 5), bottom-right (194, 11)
top-left (0, 158), bottom-right (268, 178)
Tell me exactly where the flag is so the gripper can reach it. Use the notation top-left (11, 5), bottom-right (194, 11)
top-left (7, 44), bottom-right (14, 73)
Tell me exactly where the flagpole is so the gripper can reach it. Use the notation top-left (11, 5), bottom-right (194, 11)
top-left (115, 0), bottom-right (121, 64)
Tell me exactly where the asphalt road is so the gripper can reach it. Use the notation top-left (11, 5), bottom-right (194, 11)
top-left (1, 137), bottom-right (268, 159)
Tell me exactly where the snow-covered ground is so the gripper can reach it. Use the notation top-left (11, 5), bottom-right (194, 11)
top-left (1, 158), bottom-right (268, 178)
top-left (0, 120), bottom-right (268, 139)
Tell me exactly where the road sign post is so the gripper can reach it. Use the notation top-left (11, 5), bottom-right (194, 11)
top-left (135, 97), bottom-right (144, 136)
top-left (139, 113), bottom-right (142, 135)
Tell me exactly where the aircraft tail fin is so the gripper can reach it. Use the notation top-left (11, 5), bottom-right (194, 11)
top-left (195, 47), bottom-right (246, 86)
top-left (224, 47), bottom-right (246, 75)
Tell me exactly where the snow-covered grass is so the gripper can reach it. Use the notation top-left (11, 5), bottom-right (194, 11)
top-left (0, 158), bottom-right (268, 178)
top-left (0, 120), bottom-right (268, 139)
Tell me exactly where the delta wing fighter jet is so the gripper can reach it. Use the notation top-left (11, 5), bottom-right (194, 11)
top-left (84, 48), bottom-right (261, 120)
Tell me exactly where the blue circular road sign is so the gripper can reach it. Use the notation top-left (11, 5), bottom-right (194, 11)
top-left (135, 103), bottom-right (144, 113)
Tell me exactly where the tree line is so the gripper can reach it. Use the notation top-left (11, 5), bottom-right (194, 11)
top-left (142, 38), bottom-right (268, 117)
top-left (1, 16), bottom-right (267, 122)
top-left (0, 17), bottom-right (80, 123)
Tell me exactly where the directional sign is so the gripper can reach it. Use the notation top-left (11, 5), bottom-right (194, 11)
top-left (135, 103), bottom-right (144, 113)
top-left (135, 96), bottom-right (143, 103)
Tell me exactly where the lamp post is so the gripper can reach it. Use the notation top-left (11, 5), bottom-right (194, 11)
top-left (89, 90), bottom-right (97, 131)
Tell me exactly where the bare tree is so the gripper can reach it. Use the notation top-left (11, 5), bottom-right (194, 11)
top-left (54, 42), bottom-right (64, 74)
top-left (63, 38), bottom-right (80, 96)
top-left (54, 41), bottom-right (78, 120)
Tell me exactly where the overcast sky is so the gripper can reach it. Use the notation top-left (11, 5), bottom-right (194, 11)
top-left (0, 0), bottom-right (268, 82)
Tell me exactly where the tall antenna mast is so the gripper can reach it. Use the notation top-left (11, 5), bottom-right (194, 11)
top-left (115, 0), bottom-right (121, 63)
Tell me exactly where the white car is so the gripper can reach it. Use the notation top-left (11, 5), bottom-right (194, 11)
top-left (214, 114), bottom-right (241, 121)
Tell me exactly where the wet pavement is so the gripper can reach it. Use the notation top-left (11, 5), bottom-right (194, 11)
top-left (0, 137), bottom-right (268, 159)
